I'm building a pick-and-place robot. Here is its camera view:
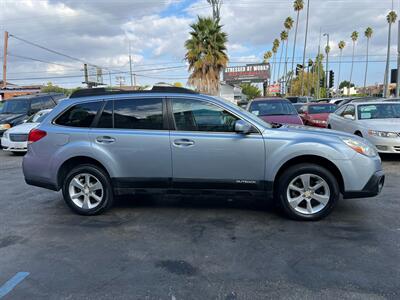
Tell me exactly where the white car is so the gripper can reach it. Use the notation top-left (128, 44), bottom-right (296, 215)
top-left (328, 101), bottom-right (400, 154)
top-left (1, 109), bottom-right (52, 154)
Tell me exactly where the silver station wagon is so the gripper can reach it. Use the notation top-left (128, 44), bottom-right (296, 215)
top-left (23, 87), bottom-right (384, 221)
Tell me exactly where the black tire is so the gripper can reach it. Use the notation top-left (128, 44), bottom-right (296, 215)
top-left (275, 163), bottom-right (340, 221)
top-left (62, 164), bottom-right (114, 215)
top-left (327, 124), bottom-right (331, 129)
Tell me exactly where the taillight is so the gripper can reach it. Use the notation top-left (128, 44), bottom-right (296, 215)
top-left (28, 129), bottom-right (47, 144)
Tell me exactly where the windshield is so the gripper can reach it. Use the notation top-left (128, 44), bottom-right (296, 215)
top-left (308, 104), bottom-right (337, 114)
top-left (358, 104), bottom-right (400, 119)
top-left (26, 111), bottom-right (50, 123)
top-left (249, 101), bottom-right (297, 116)
top-left (1, 99), bottom-right (30, 114)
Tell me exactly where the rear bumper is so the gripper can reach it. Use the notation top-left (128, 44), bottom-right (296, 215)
top-left (1, 138), bottom-right (28, 152)
top-left (23, 151), bottom-right (59, 191)
top-left (24, 177), bottom-right (58, 191)
top-left (343, 170), bottom-right (385, 199)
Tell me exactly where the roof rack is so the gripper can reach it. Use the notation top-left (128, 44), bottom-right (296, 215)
top-left (69, 86), bottom-right (198, 98)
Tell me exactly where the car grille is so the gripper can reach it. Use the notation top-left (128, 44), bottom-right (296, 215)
top-left (394, 146), bottom-right (400, 152)
top-left (9, 133), bottom-right (29, 142)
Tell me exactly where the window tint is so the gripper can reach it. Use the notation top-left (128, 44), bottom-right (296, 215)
top-left (335, 105), bottom-right (347, 116)
top-left (357, 104), bottom-right (400, 120)
top-left (308, 104), bottom-right (337, 114)
top-left (114, 98), bottom-right (163, 130)
top-left (97, 101), bottom-right (113, 128)
top-left (342, 105), bottom-right (355, 117)
top-left (56, 101), bottom-right (102, 127)
top-left (249, 101), bottom-right (297, 116)
top-left (30, 98), bottom-right (43, 113)
top-left (172, 98), bottom-right (239, 132)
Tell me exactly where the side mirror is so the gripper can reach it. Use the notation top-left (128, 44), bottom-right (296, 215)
top-left (235, 120), bottom-right (253, 134)
top-left (343, 114), bottom-right (354, 120)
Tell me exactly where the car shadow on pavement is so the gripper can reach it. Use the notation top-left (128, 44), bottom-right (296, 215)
top-left (379, 153), bottom-right (400, 162)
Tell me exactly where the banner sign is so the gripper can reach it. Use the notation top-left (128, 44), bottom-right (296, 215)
top-left (268, 84), bottom-right (281, 94)
top-left (223, 63), bottom-right (270, 84)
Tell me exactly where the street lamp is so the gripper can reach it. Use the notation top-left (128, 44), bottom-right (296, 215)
top-left (323, 33), bottom-right (330, 93)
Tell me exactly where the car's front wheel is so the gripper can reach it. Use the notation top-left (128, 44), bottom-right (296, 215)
top-left (62, 164), bottom-right (114, 215)
top-left (276, 163), bottom-right (340, 221)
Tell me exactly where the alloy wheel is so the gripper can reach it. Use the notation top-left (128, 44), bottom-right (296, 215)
top-left (68, 173), bottom-right (104, 210)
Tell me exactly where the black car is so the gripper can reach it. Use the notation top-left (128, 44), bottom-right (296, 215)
top-left (0, 93), bottom-right (65, 138)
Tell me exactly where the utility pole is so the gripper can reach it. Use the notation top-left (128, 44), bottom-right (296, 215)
top-left (396, 20), bottom-right (400, 97)
top-left (300, 0), bottom-right (310, 96)
top-left (323, 33), bottom-right (330, 93)
top-left (207, 0), bottom-right (222, 21)
top-left (109, 71), bottom-right (112, 87)
top-left (129, 40), bottom-right (134, 88)
top-left (2, 31), bottom-right (9, 89)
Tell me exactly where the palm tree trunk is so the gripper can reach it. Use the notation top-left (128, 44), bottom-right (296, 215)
top-left (364, 38), bottom-right (369, 93)
top-left (273, 53), bottom-right (277, 84)
top-left (284, 39), bottom-right (289, 94)
top-left (291, 10), bottom-right (300, 77)
top-left (277, 43), bottom-right (284, 86)
top-left (384, 23), bottom-right (392, 98)
top-left (348, 42), bottom-right (355, 96)
top-left (337, 50), bottom-right (342, 95)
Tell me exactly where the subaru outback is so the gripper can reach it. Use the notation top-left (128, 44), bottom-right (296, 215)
top-left (23, 87), bottom-right (385, 221)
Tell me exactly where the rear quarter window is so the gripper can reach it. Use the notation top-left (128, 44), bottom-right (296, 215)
top-left (55, 101), bottom-right (102, 127)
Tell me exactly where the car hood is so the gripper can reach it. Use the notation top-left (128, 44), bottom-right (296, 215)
top-left (259, 115), bottom-right (303, 125)
top-left (308, 113), bottom-right (330, 120)
top-left (277, 124), bottom-right (357, 140)
top-left (358, 118), bottom-right (400, 131)
top-left (6, 122), bottom-right (39, 134)
top-left (0, 113), bottom-right (27, 125)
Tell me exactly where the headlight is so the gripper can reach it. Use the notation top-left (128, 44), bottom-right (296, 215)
top-left (341, 137), bottom-right (377, 157)
top-left (368, 130), bottom-right (399, 138)
top-left (0, 124), bottom-right (11, 130)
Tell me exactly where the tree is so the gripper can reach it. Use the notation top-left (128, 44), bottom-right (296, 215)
top-left (263, 51), bottom-right (272, 63)
top-left (339, 80), bottom-right (354, 90)
top-left (207, 0), bottom-right (222, 21)
top-left (185, 16), bottom-right (228, 95)
top-left (291, 0), bottom-right (304, 77)
top-left (337, 41), bottom-right (346, 92)
top-left (272, 38), bottom-right (280, 83)
top-left (349, 31), bottom-right (359, 96)
top-left (240, 83), bottom-right (262, 100)
top-left (278, 31), bottom-right (288, 83)
top-left (364, 27), bottom-right (373, 91)
top-left (283, 17), bottom-right (294, 92)
top-left (384, 11), bottom-right (397, 97)
top-left (41, 82), bottom-right (70, 95)
top-left (311, 53), bottom-right (326, 98)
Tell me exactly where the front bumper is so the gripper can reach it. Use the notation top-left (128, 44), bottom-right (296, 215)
top-left (343, 170), bottom-right (385, 199)
top-left (366, 135), bottom-right (400, 154)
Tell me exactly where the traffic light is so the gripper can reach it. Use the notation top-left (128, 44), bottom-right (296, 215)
top-left (329, 70), bottom-right (334, 88)
top-left (296, 64), bottom-right (303, 76)
top-left (320, 78), bottom-right (324, 87)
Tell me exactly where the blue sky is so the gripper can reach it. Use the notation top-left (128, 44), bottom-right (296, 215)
top-left (1, 0), bottom-right (399, 90)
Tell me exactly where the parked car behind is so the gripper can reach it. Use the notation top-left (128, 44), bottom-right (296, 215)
top-left (286, 96), bottom-right (314, 104)
top-left (23, 87), bottom-right (384, 221)
top-left (247, 98), bottom-right (303, 125)
top-left (1, 109), bottom-right (52, 154)
top-left (328, 101), bottom-right (400, 153)
top-left (0, 93), bottom-right (65, 139)
top-left (298, 103), bottom-right (337, 128)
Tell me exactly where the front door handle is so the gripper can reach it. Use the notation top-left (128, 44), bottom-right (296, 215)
top-left (173, 139), bottom-right (195, 147)
top-left (96, 136), bottom-right (116, 144)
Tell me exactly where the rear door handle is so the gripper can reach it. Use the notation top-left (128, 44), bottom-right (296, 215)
top-left (173, 139), bottom-right (195, 147)
top-left (96, 136), bottom-right (116, 144)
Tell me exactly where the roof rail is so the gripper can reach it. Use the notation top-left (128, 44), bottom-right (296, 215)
top-left (69, 86), bottom-right (198, 98)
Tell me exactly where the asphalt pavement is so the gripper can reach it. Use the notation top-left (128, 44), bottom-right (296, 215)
top-left (0, 150), bottom-right (399, 299)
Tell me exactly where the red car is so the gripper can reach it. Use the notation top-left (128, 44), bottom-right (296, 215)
top-left (247, 98), bottom-right (303, 125)
top-left (299, 103), bottom-right (337, 128)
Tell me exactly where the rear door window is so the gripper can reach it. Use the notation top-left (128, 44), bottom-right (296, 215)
top-left (114, 98), bottom-right (164, 130)
top-left (55, 101), bottom-right (102, 127)
top-left (97, 101), bottom-right (113, 128)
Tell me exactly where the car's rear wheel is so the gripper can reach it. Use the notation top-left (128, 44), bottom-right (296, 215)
top-left (276, 163), bottom-right (340, 221)
top-left (62, 164), bottom-right (113, 215)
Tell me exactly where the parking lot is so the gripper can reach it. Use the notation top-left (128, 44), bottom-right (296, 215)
top-left (0, 150), bottom-right (399, 299)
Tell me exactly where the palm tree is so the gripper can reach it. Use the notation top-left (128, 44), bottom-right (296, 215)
top-left (263, 51), bottom-right (273, 63)
top-left (337, 41), bottom-right (346, 94)
top-left (384, 11), bottom-right (397, 97)
top-left (185, 16), bottom-right (228, 95)
top-left (363, 27), bottom-right (373, 94)
top-left (291, 0), bottom-right (304, 78)
top-left (278, 30), bottom-right (288, 83)
top-left (348, 31), bottom-right (359, 96)
top-left (283, 17), bottom-right (294, 93)
top-left (272, 38), bottom-right (280, 83)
